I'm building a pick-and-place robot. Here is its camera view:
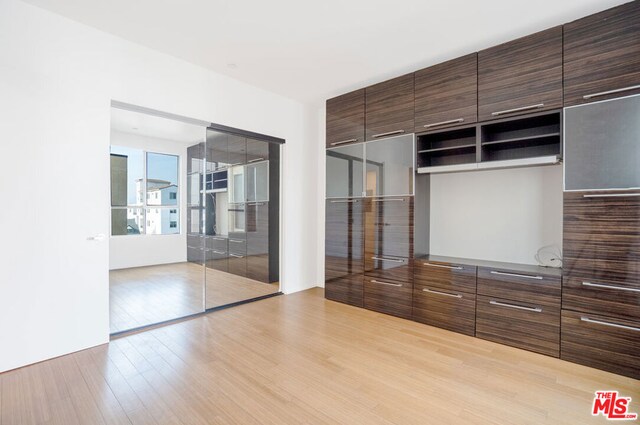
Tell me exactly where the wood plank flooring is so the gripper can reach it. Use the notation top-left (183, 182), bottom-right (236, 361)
top-left (110, 263), bottom-right (279, 333)
top-left (3, 288), bottom-right (638, 424)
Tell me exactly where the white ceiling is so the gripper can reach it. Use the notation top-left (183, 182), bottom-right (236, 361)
top-left (111, 107), bottom-right (205, 145)
top-left (23, 0), bottom-right (626, 104)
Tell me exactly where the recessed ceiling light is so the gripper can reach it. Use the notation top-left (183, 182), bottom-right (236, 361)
top-left (227, 63), bottom-right (238, 69)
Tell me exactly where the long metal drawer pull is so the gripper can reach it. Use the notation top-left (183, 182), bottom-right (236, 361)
top-left (490, 270), bottom-right (543, 280)
top-left (330, 199), bottom-right (359, 203)
top-left (229, 239), bottom-right (245, 243)
top-left (583, 193), bottom-right (640, 198)
top-left (330, 138), bottom-right (358, 146)
top-left (423, 288), bottom-right (462, 298)
top-left (371, 198), bottom-right (405, 202)
top-left (248, 157), bottom-right (265, 163)
top-left (371, 279), bottom-right (402, 287)
top-left (424, 118), bottom-right (464, 129)
top-left (581, 317), bottom-right (640, 332)
top-left (247, 202), bottom-right (265, 206)
top-left (212, 250), bottom-right (226, 255)
top-left (371, 256), bottom-right (406, 263)
top-left (583, 84), bottom-right (640, 100)
top-left (371, 130), bottom-right (405, 139)
top-left (229, 254), bottom-right (244, 258)
top-left (489, 300), bottom-right (542, 313)
top-left (423, 262), bottom-right (463, 270)
top-left (211, 237), bottom-right (226, 241)
top-left (491, 103), bottom-right (544, 116)
top-left (582, 281), bottom-right (640, 293)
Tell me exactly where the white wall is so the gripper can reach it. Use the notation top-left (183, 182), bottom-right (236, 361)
top-left (109, 130), bottom-right (191, 270)
top-left (429, 165), bottom-right (563, 265)
top-left (0, 0), bottom-right (321, 373)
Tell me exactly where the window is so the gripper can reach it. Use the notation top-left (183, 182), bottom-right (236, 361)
top-left (110, 147), bottom-right (180, 236)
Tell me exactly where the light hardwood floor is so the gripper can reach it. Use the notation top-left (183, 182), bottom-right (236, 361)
top-left (3, 288), bottom-right (638, 424)
top-left (110, 263), bottom-right (279, 333)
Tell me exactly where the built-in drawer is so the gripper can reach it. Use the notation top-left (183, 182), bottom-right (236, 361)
top-left (205, 236), bottom-right (228, 251)
top-left (325, 274), bottom-right (364, 308)
top-left (562, 276), bottom-right (640, 320)
top-left (205, 249), bottom-right (228, 273)
top-left (412, 285), bottom-right (476, 336)
top-left (187, 234), bottom-right (203, 248)
top-left (364, 256), bottom-right (413, 285)
top-left (561, 309), bottom-right (640, 380)
top-left (364, 276), bottom-right (412, 319)
top-left (477, 267), bottom-right (561, 307)
top-left (476, 295), bottom-right (560, 357)
top-left (414, 260), bottom-right (476, 294)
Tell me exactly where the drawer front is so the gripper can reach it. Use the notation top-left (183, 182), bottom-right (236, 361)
top-left (478, 26), bottom-right (563, 121)
top-left (412, 286), bottom-right (476, 336)
top-left (365, 73), bottom-right (415, 141)
top-left (563, 191), bottom-right (640, 286)
top-left (325, 275), bottom-right (364, 307)
top-left (477, 267), bottom-right (561, 307)
top-left (414, 53), bottom-right (478, 132)
top-left (414, 260), bottom-right (476, 294)
top-left (205, 249), bottom-right (228, 273)
top-left (326, 89), bottom-right (365, 147)
top-left (205, 236), bottom-right (228, 251)
top-left (364, 276), bottom-right (412, 319)
top-left (563, 1), bottom-right (640, 106)
top-left (476, 295), bottom-right (560, 357)
top-left (364, 257), bottom-right (413, 284)
top-left (562, 276), bottom-right (640, 320)
top-left (561, 309), bottom-right (640, 380)
top-left (364, 197), bottom-right (413, 259)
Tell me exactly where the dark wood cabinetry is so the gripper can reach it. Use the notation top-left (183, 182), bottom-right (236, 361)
top-left (564, 1), bottom-right (640, 106)
top-left (478, 26), bottom-right (563, 121)
top-left (325, 199), bottom-right (365, 307)
top-left (365, 74), bottom-right (414, 141)
top-left (246, 202), bottom-right (269, 282)
top-left (415, 54), bottom-right (477, 132)
top-left (364, 276), bottom-right (413, 319)
top-left (326, 89), bottom-right (365, 148)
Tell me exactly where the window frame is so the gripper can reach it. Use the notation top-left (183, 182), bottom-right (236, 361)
top-left (110, 148), bottom-right (181, 237)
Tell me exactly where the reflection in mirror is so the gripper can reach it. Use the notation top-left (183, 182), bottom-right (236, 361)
top-left (365, 134), bottom-right (414, 197)
top-left (326, 143), bottom-right (364, 198)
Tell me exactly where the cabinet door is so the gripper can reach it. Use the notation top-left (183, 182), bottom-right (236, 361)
top-left (326, 143), bottom-right (364, 198)
top-left (246, 202), bottom-right (269, 283)
top-left (564, 2), bottom-right (640, 106)
top-left (365, 74), bottom-right (414, 141)
top-left (364, 276), bottom-right (413, 319)
top-left (478, 26), bottom-right (563, 121)
top-left (414, 54), bottom-right (478, 132)
top-left (364, 197), bottom-right (413, 260)
top-left (364, 134), bottom-right (414, 197)
top-left (246, 162), bottom-right (268, 202)
top-left (326, 89), bottom-right (365, 148)
top-left (412, 286), bottom-right (476, 336)
top-left (205, 237), bottom-right (228, 273)
top-left (564, 94), bottom-right (640, 191)
top-left (325, 199), bottom-right (364, 306)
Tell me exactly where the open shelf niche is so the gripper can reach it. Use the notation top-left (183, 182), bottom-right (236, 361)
top-left (416, 126), bottom-right (477, 171)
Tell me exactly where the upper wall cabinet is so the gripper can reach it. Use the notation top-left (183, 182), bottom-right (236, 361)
top-left (365, 74), bottom-right (415, 141)
top-left (564, 1), bottom-right (640, 106)
top-left (414, 54), bottom-right (478, 132)
top-left (478, 26), bottom-right (563, 121)
top-left (326, 89), bottom-right (365, 148)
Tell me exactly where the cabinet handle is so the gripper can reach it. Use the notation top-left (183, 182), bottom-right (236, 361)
top-left (211, 237), bottom-right (226, 241)
top-left (423, 262), bottom-right (463, 270)
top-left (229, 254), bottom-right (245, 258)
top-left (491, 103), bottom-right (544, 116)
top-left (212, 250), bottom-right (226, 255)
top-left (583, 193), bottom-right (640, 198)
top-left (229, 239), bottom-right (245, 243)
top-left (490, 270), bottom-right (543, 280)
top-left (371, 198), bottom-right (405, 202)
top-left (248, 157), bottom-right (265, 163)
top-left (371, 256), bottom-right (406, 263)
top-left (213, 178), bottom-right (227, 183)
top-left (371, 279), bottom-right (403, 287)
top-left (330, 138), bottom-right (358, 146)
top-left (489, 300), bottom-right (542, 313)
top-left (330, 199), bottom-right (359, 203)
top-left (422, 288), bottom-right (462, 298)
top-left (580, 317), bottom-right (640, 332)
top-left (423, 118), bottom-right (464, 129)
top-left (583, 84), bottom-right (640, 100)
top-left (371, 130), bottom-right (405, 139)
top-left (582, 281), bottom-right (640, 293)
top-left (247, 202), bottom-right (265, 206)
